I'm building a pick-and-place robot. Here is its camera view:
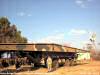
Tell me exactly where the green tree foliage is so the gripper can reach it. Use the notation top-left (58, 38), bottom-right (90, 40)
top-left (0, 17), bottom-right (27, 43)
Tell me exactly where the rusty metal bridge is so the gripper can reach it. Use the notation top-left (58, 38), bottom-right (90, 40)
top-left (0, 43), bottom-right (89, 53)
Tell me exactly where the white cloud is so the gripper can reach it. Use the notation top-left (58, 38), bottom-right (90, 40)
top-left (27, 14), bottom-right (32, 17)
top-left (68, 29), bottom-right (87, 36)
top-left (76, 0), bottom-right (83, 4)
top-left (75, 0), bottom-right (93, 8)
top-left (17, 12), bottom-right (25, 16)
top-left (28, 33), bottom-right (72, 47)
top-left (28, 40), bottom-right (34, 43)
top-left (17, 12), bottom-right (32, 17)
top-left (54, 30), bottom-right (60, 33)
top-left (36, 33), bottom-right (65, 44)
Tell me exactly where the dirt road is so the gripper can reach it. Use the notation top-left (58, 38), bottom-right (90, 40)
top-left (0, 61), bottom-right (100, 75)
top-left (16, 61), bottom-right (100, 75)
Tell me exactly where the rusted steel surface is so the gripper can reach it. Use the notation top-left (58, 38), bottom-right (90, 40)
top-left (0, 43), bottom-right (89, 52)
top-left (0, 43), bottom-right (34, 51)
top-left (76, 49), bottom-right (89, 53)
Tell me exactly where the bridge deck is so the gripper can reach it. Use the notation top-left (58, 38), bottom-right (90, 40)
top-left (0, 43), bottom-right (89, 53)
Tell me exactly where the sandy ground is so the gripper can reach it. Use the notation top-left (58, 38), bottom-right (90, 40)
top-left (0, 61), bottom-right (100, 75)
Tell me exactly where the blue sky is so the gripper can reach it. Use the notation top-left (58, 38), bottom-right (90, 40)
top-left (0, 0), bottom-right (100, 49)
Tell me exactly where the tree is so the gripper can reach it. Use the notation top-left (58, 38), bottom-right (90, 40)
top-left (0, 17), bottom-right (27, 43)
top-left (0, 17), bottom-right (10, 26)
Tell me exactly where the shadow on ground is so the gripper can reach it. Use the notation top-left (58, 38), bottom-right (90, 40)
top-left (0, 66), bottom-right (41, 75)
